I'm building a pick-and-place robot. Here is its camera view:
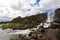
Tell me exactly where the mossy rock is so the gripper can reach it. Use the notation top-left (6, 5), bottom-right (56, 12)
top-left (2, 23), bottom-right (27, 29)
top-left (1, 23), bottom-right (36, 29)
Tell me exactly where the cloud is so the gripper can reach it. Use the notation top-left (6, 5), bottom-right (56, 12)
top-left (0, 16), bottom-right (12, 22)
top-left (39, 0), bottom-right (60, 10)
top-left (0, 0), bottom-right (60, 22)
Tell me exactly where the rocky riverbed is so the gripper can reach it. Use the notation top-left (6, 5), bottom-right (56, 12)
top-left (0, 29), bottom-right (19, 40)
top-left (0, 23), bottom-right (60, 40)
top-left (10, 29), bottom-right (60, 40)
top-left (0, 28), bottom-right (37, 40)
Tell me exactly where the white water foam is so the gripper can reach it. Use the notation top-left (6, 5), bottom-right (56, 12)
top-left (44, 11), bottom-right (55, 28)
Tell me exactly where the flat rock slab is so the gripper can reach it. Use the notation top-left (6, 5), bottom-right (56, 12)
top-left (43, 29), bottom-right (60, 40)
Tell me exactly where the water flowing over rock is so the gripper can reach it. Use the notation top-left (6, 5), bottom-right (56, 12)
top-left (50, 8), bottom-right (60, 28)
top-left (43, 11), bottom-right (55, 28)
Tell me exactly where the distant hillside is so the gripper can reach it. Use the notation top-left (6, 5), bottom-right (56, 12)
top-left (12, 13), bottom-right (47, 27)
top-left (1, 13), bottom-right (47, 29)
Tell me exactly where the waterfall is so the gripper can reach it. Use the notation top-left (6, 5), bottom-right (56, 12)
top-left (47, 11), bottom-right (55, 22)
top-left (46, 12), bottom-right (52, 22)
top-left (43, 11), bottom-right (55, 28)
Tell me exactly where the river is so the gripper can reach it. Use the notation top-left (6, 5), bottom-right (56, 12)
top-left (0, 28), bottom-right (33, 40)
top-left (0, 22), bottom-right (43, 40)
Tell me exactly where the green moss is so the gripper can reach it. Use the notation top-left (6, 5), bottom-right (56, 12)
top-left (2, 22), bottom-right (37, 29)
top-left (2, 23), bottom-right (27, 29)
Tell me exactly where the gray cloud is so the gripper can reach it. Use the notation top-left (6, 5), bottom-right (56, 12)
top-left (0, 0), bottom-right (60, 22)
top-left (11, 2), bottom-right (22, 10)
top-left (40, 0), bottom-right (60, 10)
top-left (0, 16), bottom-right (12, 22)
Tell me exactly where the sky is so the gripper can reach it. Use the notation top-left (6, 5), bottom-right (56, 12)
top-left (0, 0), bottom-right (60, 22)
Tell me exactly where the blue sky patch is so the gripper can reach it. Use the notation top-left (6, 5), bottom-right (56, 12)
top-left (45, 9), bottom-right (53, 12)
top-left (35, 0), bottom-right (40, 6)
top-left (36, 12), bottom-right (40, 14)
top-left (30, 0), bottom-right (40, 7)
top-left (25, 9), bottom-right (31, 11)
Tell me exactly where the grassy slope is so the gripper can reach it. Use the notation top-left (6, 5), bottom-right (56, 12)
top-left (1, 13), bottom-right (47, 29)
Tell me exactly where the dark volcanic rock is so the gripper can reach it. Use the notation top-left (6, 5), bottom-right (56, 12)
top-left (54, 8), bottom-right (60, 24)
top-left (50, 8), bottom-right (60, 29)
top-left (12, 13), bottom-right (47, 27)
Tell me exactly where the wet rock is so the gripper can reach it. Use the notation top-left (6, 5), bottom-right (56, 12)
top-left (37, 26), bottom-right (44, 33)
top-left (56, 30), bottom-right (60, 40)
top-left (10, 38), bottom-right (15, 40)
top-left (29, 32), bottom-right (37, 39)
top-left (50, 8), bottom-right (60, 29)
top-left (18, 34), bottom-right (25, 40)
top-left (54, 8), bottom-right (60, 24)
top-left (50, 22), bottom-right (60, 29)
top-left (29, 38), bottom-right (35, 40)
top-left (37, 34), bottom-right (42, 38)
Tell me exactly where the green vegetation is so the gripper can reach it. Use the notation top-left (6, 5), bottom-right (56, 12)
top-left (2, 23), bottom-right (29, 29)
top-left (1, 13), bottom-right (47, 29)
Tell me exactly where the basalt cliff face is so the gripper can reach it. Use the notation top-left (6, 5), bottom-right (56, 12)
top-left (50, 8), bottom-right (60, 29)
top-left (54, 8), bottom-right (60, 24)
top-left (12, 13), bottom-right (47, 27)
top-left (1, 13), bottom-right (47, 29)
